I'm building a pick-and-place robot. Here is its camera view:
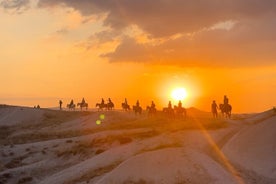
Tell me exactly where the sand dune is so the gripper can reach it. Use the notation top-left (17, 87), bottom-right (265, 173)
top-left (223, 110), bottom-right (276, 180)
top-left (0, 105), bottom-right (275, 184)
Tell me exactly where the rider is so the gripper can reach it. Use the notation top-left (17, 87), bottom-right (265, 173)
top-left (101, 98), bottom-right (105, 105)
top-left (151, 101), bottom-right (156, 109)
top-left (136, 100), bottom-right (140, 107)
top-left (69, 99), bottom-right (74, 106)
top-left (211, 100), bottom-right (218, 118)
top-left (178, 100), bottom-right (182, 108)
top-left (108, 98), bottom-right (112, 103)
top-left (124, 98), bottom-right (128, 105)
top-left (81, 98), bottom-right (86, 104)
top-left (168, 101), bottom-right (172, 109)
top-left (223, 95), bottom-right (229, 105)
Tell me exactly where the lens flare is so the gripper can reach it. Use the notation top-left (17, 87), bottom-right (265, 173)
top-left (100, 114), bottom-right (105, 120)
top-left (96, 120), bottom-right (101, 125)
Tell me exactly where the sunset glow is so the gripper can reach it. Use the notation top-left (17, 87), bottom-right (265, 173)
top-left (171, 88), bottom-right (188, 101)
top-left (0, 0), bottom-right (275, 113)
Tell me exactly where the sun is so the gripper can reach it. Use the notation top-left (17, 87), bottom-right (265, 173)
top-left (171, 88), bottom-right (188, 101)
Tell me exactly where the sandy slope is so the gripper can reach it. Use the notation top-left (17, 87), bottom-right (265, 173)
top-left (0, 105), bottom-right (275, 184)
top-left (222, 110), bottom-right (276, 180)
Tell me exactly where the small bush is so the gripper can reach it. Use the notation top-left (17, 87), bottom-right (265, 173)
top-left (118, 137), bottom-right (132, 144)
top-left (3, 173), bottom-right (11, 178)
top-left (95, 149), bottom-right (105, 155)
top-left (17, 176), bottom-right (32, 184)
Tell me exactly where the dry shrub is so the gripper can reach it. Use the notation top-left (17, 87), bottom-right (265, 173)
top-left (5, 156), bottom-right (24, 169)
top-left (95, 149), bottom-right (105, 155)
top-left (65, 161), bottom-right (121, 184)
top-left (17, 176), bottom-right (32, 184)
top-left (0, 126), bottom-right (12, 141)
top-left (0, 173), bottom-right (12, 183)
top-left (56, 142), bottom-right (93, 158)
top-left (118, 136), bottom-right (132, 144)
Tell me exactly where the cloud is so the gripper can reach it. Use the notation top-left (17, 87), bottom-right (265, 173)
top-left (37, 0), bottom-right (276, 66)
top-left (102, 37), bottom-right (149, 63)
top-left (38, 0), bottom-right (276, 36)
top-left (55, 27), bottom-right (69, 35)
top-left (0, 0), bottom-right (30, 13)
top-left (103, 16), bottom-right (276, 67)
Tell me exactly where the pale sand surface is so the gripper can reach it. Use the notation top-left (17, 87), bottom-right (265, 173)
top-left (0, 105), bottom-right (275, 184)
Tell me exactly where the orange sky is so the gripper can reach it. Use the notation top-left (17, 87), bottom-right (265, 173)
top-left (0, 0), bottom-right (276, 113)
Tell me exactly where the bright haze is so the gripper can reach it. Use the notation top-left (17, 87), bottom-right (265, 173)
top-left (1, 0), bottom-right (276, 112)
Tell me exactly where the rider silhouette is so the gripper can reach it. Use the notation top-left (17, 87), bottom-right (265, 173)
top-left (70, 99), bottom-right (74, 106)
top-left (124, 98), bottom-right (128, 105)
top-left (136, 100), bottom-right (140, 107)
top-left (178, 100), bottom-right (182, 108)
top-left (101, 98), bottom-right (105, 105)
top-left (168, 101), bottom-right (172, 109)
top-left (81, 98), bottom-right (86, 104)
top-left (223, 95), bottom-right (229, 105)
top-left (151, 101), bottom-right (155, 109)
top-left (108, 98), bottom-right (112, 103)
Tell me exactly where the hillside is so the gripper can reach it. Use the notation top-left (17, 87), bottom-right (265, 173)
top-left (0, 105), bottom-right (275, 184)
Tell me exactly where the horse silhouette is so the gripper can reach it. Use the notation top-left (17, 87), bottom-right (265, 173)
top-left (122, 102), bottom-right (131, 111)
top-left (146, 106), bottom-right (157, 116)
top-left (67, 103), bottom-right (75, 110)
top-left (163, 107), bottom-right (174, 118)
top-left (96, 102), bottom-right (114, 111)
top-left (219, 103), bottom-right (232, 118)
top-left (107, 102), bottom-right (114, 110)
top-left (77, 102), bottom-right (88, 111)
top-left (174, 105), bottom-right (186, 118)
top-left (133, 105), bottom-right (142, 115)
top-left (96, 103), bottom-right (106, 111)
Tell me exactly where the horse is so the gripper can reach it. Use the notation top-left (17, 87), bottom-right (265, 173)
top-left (219, 103), bottom-right (232, 118)
top-left (107, 102), bottom-right (114, 110)
top-left (122, 103), bottom-right (131, 111)
top-left (67, 103), bottom-right (75, 110)
top-left (133, 105), bottom-right (142, 115)
top-left (77, 102), bottom-right (88, 111)
top-left (174, 106), bottom-right (187, 118)
top-left (146, 106), bottom-right (157, 116)
top-left (96, 102), bottom-right (114, 111)
top-left (96, 103), bottom-right (106, 111)
top-left (163, 107), bottom-right (175, 118)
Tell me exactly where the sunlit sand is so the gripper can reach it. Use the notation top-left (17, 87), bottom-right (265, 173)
top-left (0, 105), bottom-right (275, 184)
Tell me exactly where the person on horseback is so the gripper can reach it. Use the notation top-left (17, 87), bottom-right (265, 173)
top-left (81, 98), bottom-right (86, 105)
top-left (151, 101), bottom-right (156, 109)
top-left (108, 98), bottom-right (112, 104)
top-left (168, 101), bottom-right (172, 109)
top-left (221, 96), bottom-right (232, 118)
top-left (178, 100), bottom-right (182, 108)
top-left (101, 98), bottom-right (105, 105)
top-left (136, 100), bottom-right (140, 107)
top-left (212, 100), bottom-right (218, 118)
top-left (69, 99), bottom-right (74, 106)
top-left (223, 95), bottom-right (229, 105)
top-left (125, 98), bottom-right (128, 105)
